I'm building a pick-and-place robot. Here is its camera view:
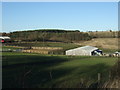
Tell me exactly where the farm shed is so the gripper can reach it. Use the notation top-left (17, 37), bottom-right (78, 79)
top-left (0, 36), bottom-right (11, 43)
top-left (66, 46), bottom-right (102, 56)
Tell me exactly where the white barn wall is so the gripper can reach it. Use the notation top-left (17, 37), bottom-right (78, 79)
top-left (66, 46), bottom-right (99, 56)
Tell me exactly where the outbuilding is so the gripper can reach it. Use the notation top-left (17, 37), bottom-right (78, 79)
top-left (66, 46), bottom-right (102, 56)
top-left (0, 36), bottom-right (11, 43)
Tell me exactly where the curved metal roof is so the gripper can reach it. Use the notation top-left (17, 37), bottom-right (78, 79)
top-left (66, 46), bottom-right (98, 52)
top-left (0, 36), bottom-right (10, 39)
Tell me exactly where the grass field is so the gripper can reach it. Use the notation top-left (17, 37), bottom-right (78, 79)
top-left (2, 42), bottom-right (81, 55)
top-left (2, 46), bottom-right (23, 49)
top-left (3, 42), bottom-right (81, 50)
top-left (3, 38), bottom-right (119, 54)
top-left (2, 52), bottom-right (118, 88)
top-left (75, 38), bottom-right (118, 53)
top-left (3, 41), bottom-right (118, 55)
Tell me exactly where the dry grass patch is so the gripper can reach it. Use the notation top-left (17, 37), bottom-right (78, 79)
top-left (75, 38), bottom-right (118, 50)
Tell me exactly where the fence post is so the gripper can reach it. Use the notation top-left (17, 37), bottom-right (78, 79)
top-left (81, 78), bottom-right (84, 84)
top-left (98, 73), bottom-right (101, 84)
top-left (109, 71), bottom-right (111, 80)
top-left (49, 71), bottom-right (52, 80)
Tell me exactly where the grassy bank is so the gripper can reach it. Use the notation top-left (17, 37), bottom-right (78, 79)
top-left (2, 52), bottom-right (118, 88)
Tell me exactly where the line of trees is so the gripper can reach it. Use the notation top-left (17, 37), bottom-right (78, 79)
top-left (2, 29), bottom-right (119, 43)
top-left (8, 29), bottom-right (92, 42)
top-left (87, 30), bottom-right (119, 38)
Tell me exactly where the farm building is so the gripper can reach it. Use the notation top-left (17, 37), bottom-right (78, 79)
top-left (0, 36), bottom-right (11, 43)
top-left (66, 46), bottom-right (102, 56)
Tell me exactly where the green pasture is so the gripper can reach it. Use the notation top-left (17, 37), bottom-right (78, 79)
top-left (2, 52), bottom-right (118, 88)
top-left (3, 42), bottom-right (80, 50)
top-left (3, 42), bottom-right (118, 53)
top-left (2, 46), bottom-right (23, 50)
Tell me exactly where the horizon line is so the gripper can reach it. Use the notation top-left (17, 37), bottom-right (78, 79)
top-left (1, 28), bottom-right (119, 33)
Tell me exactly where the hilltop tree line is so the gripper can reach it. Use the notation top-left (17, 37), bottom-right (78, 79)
top-left (2, 29), bottom-right (119, 43)
top-left (88, 30), bottom-right (119, 38)
top-left (7, 29), bottom-right (92, 42)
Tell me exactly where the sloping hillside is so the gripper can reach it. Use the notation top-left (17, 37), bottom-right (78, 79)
top-left (9, 29), bottom-right (92, 42)
top-left (75, 38), bottom-right (118, 50)
top-left (87, 31), bottom-right (118, 38)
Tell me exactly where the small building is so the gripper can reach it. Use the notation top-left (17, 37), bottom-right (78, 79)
top-left (0, 36), bottom-right (11, 43)
top-left (114, 51), bottom-right (120, 57)
top-left (66, 46), bottom-right (102, 56)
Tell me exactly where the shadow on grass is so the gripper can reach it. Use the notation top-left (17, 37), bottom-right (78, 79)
top-left (2, 55), bottom-right (112, 88)
top-left (2, 55), bottom-right (69, 88)
top-left (51, 63), bottom-right (111, 88)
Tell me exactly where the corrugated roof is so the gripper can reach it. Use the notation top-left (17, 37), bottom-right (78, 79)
top-left (66, 46), bottom-right (98, 52)
top-left (0, 36), bottom-right (10, 39)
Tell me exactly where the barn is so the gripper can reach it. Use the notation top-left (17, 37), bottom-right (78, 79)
top-left (0, 36), bottom-right (11, 43)
top-left (66, 46), bottom-right (102, 56)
